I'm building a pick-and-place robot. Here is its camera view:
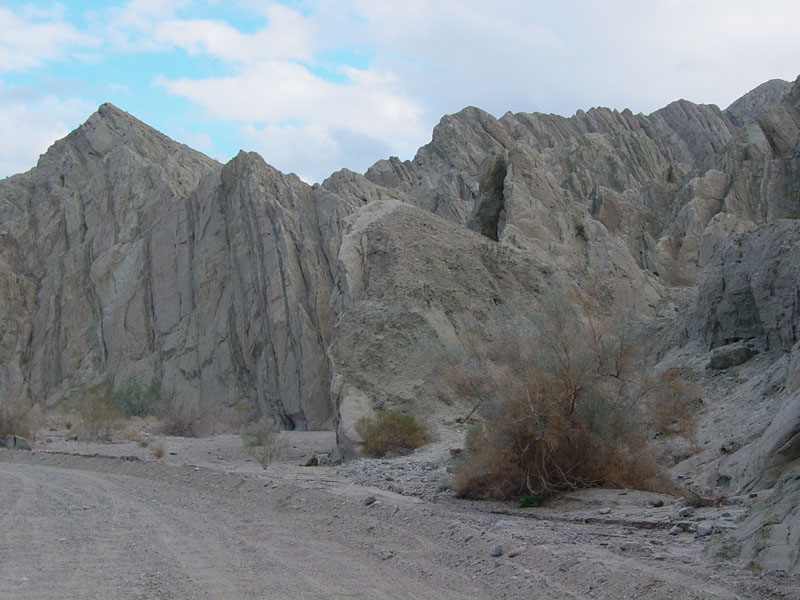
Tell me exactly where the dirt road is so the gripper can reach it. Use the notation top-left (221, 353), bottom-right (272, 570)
top-left (1, 439), bottom-right (797, 599)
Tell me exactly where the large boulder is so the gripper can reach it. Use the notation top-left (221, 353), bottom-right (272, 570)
top-left (708, 463), bottom-right (800, 573)
top-left (5, 435), bottom-right (32, 451)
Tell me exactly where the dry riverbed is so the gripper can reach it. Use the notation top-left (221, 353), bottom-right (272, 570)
top-left (1, 430), bottom-right (797, 599)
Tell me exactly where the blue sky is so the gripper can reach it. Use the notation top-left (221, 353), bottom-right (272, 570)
top-left (1, 1), bottom-right (799, 182)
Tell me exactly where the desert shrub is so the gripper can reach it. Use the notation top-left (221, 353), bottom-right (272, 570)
top-left (444, 297), bottom-right (663, 500)
top-left (241, 417), bottom-right (284, 468)
top-left (159, 394), bottom-right (204, 437)
top-left (112, 376), bottom-right (163, 418)
top-left (357, 410), bottom-right (427, 458)
top-left (124, 427), bottom-right (148, 445)
top-left (150, 442), bottom-right (165, 459)
top-left (78, 392), bottom-right (122, 441)
top-left (0, 397), bottom-right (36, 440)
top-left (644, 368), bottom-right (701, 443)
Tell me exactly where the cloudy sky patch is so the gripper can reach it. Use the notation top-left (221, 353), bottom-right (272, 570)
top-left (0, 0), bottom-right (798, 182)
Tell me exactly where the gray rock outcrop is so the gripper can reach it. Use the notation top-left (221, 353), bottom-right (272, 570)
top-left (693, 220), bottom-right (800, 353)
top-left (2, 76), bottom-right (800, 571)
top-left (0, 105), bottom-right (346, 428)
top-left (5, 435), bottom-right (32, 450)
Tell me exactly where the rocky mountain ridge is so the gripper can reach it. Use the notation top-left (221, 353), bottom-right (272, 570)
top-left (1, 76), bottom-right (799, 571)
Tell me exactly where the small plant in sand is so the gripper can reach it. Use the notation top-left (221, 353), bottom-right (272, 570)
top-left (150, 442), bottom-right (165, 459)
top-left (124, 428), bottom-right (149, 446)
top-left (356, 410), bottom-right (427, 458)
top-left (241, 417), bottom-right (284, 469)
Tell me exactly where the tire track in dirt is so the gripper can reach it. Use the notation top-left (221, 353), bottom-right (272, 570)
top-left (0, 463), bottom-right (201, 599)
top-left (0, 459), bottom-right (490, 599)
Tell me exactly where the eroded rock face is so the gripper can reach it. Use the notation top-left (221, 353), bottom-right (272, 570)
top-left (1, 79), bottom-right (799, 574)
top-left (0, 105), bottom-right (348, 428)
top-left (693, 220), bottom-right (800, 353)
top-left (328, 199), bottom-right (545, 453)
top-left (708, 463), bottom-right (800, 574)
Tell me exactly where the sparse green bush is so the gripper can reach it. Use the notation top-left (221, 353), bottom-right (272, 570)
top-left (443, 296), bottom-right (664, 500)
top-left (357, 410), bottom-right (427, 458)
top-left (78, 391), bottom-right (121, 441)
top-left (112, 376), bottom-right (162, 418)
top-left (241, 417), bottom-right (284, 468)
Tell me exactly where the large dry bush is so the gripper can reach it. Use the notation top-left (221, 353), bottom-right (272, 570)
top-left (442, 297), bottom-right (665, 500)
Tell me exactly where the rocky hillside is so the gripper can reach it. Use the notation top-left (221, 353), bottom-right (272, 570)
top-left (1, 76), bottom-right (799, 570)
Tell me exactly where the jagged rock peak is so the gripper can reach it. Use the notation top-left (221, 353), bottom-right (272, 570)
top-left (725, 78), bottom-right (794, 126)
top-left (39, 101), bottom-right (220, 177)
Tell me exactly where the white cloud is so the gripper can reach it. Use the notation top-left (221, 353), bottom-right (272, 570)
top-left (241, 122), bottom-right (394, 183)
top-left (308, 0), bottom-right (800, 118)
top-left (156, 58), bottom-right (426, 181)
top-left (101, 0), bottom-right (192, 51)
top-left (0, 95), bottom-right (92, 176)
top-left (154, 4), bottom-right (315, 62)
top-left (159, 61), bottom-right (423, 137)
top-left (4, 0), bottom-right (799, 183)
top-left (112, 0), bottom-right (191, 30)
top-left (0, 7), bottom-right (95, 72)
top-left (147, 0), bottom-right (800, 181)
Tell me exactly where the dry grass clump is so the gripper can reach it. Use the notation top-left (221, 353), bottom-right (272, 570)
top-left (123, 427), bottom-right (149, 446)
top-left (150, 442), bottom-right (165, 459)
top-left (357, 410), bottom-right (427, 458)
top-left (443, 297), bottom-right (668, 500)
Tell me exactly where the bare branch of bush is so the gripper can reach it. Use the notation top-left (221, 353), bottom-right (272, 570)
top-left (642, 368), bottom-right (702, 445)
top-left (159, 394), bottom-right (205, 438)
